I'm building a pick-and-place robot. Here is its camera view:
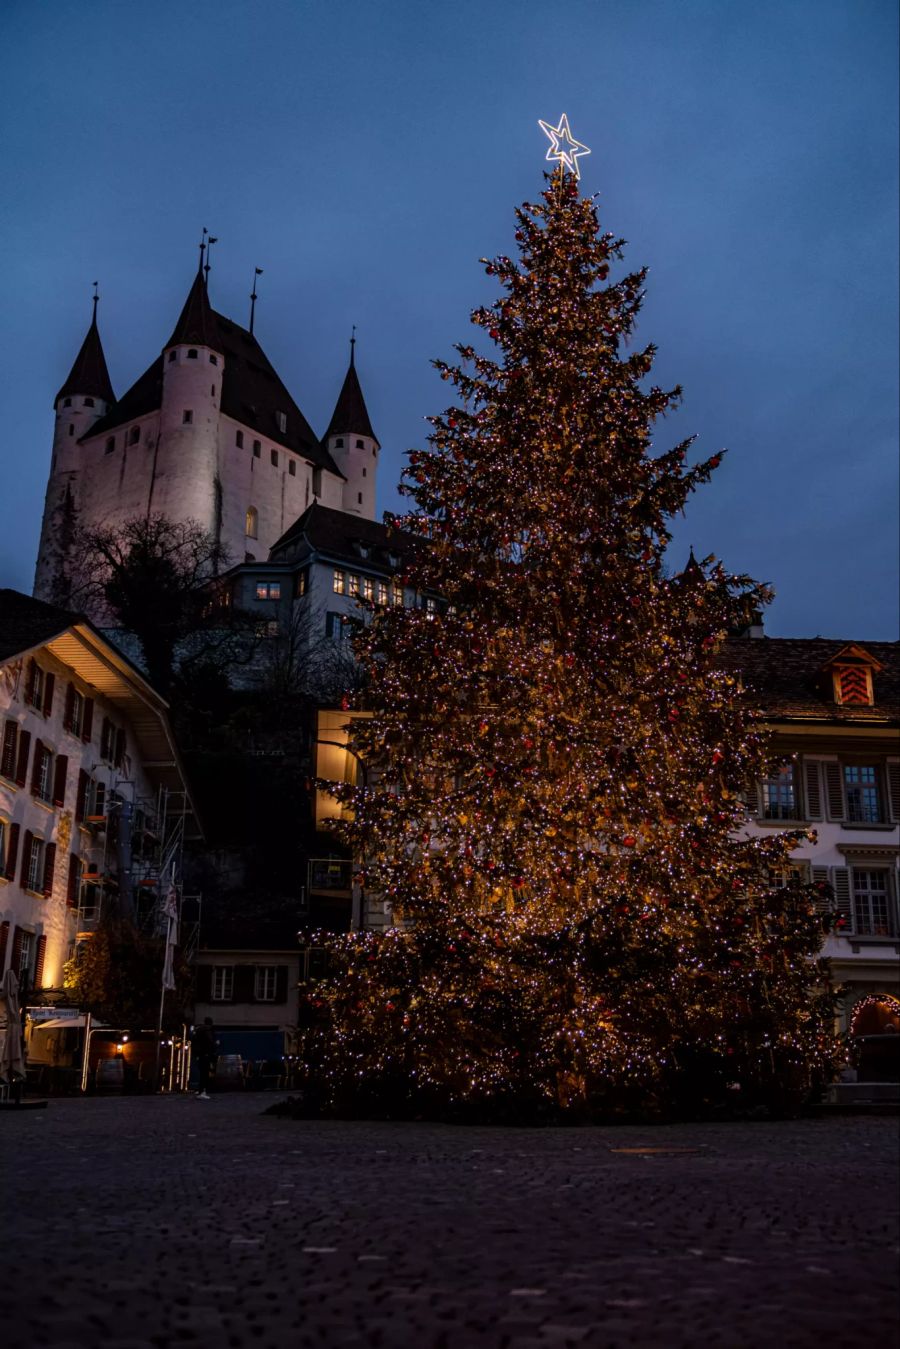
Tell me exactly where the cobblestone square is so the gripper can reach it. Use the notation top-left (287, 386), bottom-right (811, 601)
top-left (2, 1096), bottom-right (897, 1348)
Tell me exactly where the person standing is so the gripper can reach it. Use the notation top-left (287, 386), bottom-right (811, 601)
top-left (191, 1017), bottom-right (218, 1099)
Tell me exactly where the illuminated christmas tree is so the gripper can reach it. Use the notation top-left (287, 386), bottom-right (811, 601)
top-left (309, 155), bottom-right (838, 1122)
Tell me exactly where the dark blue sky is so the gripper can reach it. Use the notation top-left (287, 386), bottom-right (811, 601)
top-left (1, 0), bottom-right (897, 637)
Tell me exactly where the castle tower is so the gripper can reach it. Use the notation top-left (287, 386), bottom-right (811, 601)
top-left (323, 337), bottom-right (379, 520)
top-left (150, 268), bottom-right (225, 541)
top-left (34, 297), bottom-right (115, 601)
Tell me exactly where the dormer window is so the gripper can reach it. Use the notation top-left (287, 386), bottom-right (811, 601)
top-left (275, 411), bottom-right (287, 434)
top-left (84, 397), bottom-right (95, 408)
top-left (824, 645), bottom-right (881, 708)
top-left (187, 349), bottom-right (198, 360)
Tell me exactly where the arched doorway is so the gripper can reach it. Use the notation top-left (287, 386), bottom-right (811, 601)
top-left (850, 994), bottom-right (900, 1083)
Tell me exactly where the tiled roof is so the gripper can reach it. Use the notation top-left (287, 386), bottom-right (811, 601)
top-left (165, 270), bottom-right (219, 349)
top-left (78, 284), bottom-right (339, 474)
top-left (0, 589), bottom-right (81, 663)
top-left (723, 637), bottom-right (900, 723)
top-left (325, 357), bottom-right (378, 445)
top-left (56, 316), bottom-right (115, 405)
top-left (268, 502), bottom-right (416, 569)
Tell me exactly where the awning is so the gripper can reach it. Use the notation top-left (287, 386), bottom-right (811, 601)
top-left (30, 1016), bottom-right (106, 1031)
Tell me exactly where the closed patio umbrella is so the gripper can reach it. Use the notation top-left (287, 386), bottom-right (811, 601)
top-left (0, 968), bottom-right (26, 1083)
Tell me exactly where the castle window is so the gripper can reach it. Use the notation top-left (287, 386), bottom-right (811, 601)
top-left (335, 437), bottom-right (344, 448)
top-left (362, 467), bottom-right (367, 477)
top-left (356, 439), bottom-right (364, 449)
top-left (187, 349), bottom-right (198, 360)
top-left (288, 460), bottom-right (296, 477)
top-left (358, 492), bottom-right (363, 504)
top-left (105, 437), bottom-right (115, 454)
top-left (68, 424), bottom-right (75, 437)
top-left (333, 570), bottom-right (346, 595)
top-left (295, 570), bottom-right (308, 598)
top-left (253, 440), bottom-right (261, 458)
top-left (63, 398), bottom-right (72, 407)
top-left (129, 426), bottom-right (141, 445)
top-left (182, 410), bottom-right (193, 424)
top-left (312, 468), bottom-right (322, 496)
top-left (211, 385), bottom-right (216, 396)
top-left (245, 507), bottom-right (258, 539)
top-left (168, 350), bottom-right (176, 363)
top-left (236, 431), bottom-right (244, 448)
top-left (271, 449), bottom-right (279, 467)
top-left (209, 354), bottom-right (218, 366)
top-left (84, 398), bottom-right (95, 408)
top-left (275, 411), bottom-right (287, 434)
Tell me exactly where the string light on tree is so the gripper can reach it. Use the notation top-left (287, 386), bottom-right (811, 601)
top-left (302, 126), bottom-right (839, 1124)
top-left (538, 113), bottom-right (591, 177)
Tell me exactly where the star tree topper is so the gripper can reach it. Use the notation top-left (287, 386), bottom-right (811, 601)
top-left (538, 113), bottom-right (591, 178)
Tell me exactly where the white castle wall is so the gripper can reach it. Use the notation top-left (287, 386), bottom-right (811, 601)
top-left (327, 431), bottom-right (378, 520)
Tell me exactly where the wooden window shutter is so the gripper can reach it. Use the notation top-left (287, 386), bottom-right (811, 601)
top-left (63, 682), bottom-right (75, 731)
top-left (830, 867), bottom-right (853, 932)
top-left (34, 934), bottom-right (47, 988)
top-left (802, 760), bottom-right (823, 820)
top-left (887, 761), bottom-right (900, 825)
top-left (234, 965), bottom-right (255, 1003)
top-left (0, 920), bottom-right (8, 972)
top-left (81, 697), bottom-right (94, 744)
top-left (53, 754), bottom-right (69, 808)
top-left (5, 823), bottom-right (19, 881)
top-left (20, 830), bottom-right (34, 887)
top-left (10, 926), bottom-right (23, 978)
top-left (823, 762), bottom-right (846, 821)
top-left (67, 853), bottom-right (82, 908)
top-left (810, 865), bottom-right (831, 914)
top-left (14, 730), bottom-right (31, 788)
top-left (42, 672), bottom-right (55, 718)
top-left (114, 727), bottom-right (126, 767)
top-left (75, 770), bottom-right (89, 823)
top-left (274, 965), bottom-right (289, 1004)
top-left (100, 716), bottom-right (112, 759)
top-left (42, 842), bottom-right (57, 897)
top-left (1, 720), bottom-right (17, 780)
top-left (24, 660), bottom-right (36, 706)
top-left (30, 743), bottom-right (45, 796)
top-left (194, 964), bottom-right (213, 1002)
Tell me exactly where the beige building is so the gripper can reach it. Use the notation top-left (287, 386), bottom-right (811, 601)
top-left (0, 589), bottom-right (195, 998)
top-left (727, 635), bottom-right (900, 1034)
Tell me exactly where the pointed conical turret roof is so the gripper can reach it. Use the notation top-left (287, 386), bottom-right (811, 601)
top-left (165, 268), bottom-right (220, 350)
top-left (56, 310), bottom-right (115, 405)
top-left (325, 345), bottom-right (379, 446)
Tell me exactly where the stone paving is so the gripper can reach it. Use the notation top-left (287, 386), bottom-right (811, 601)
top-left (2, 1095), bottom-right (897, 1349)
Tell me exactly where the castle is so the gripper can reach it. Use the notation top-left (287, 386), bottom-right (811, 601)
top-left (34, 265), bottom-right (380, 603)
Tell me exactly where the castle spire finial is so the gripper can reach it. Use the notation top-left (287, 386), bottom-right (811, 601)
top-left (198, 228), bottom-right (207, 276)
top-left (350, 325), bottom-right (356, 367)
top-left (249, 266), bottom-right (263, 335)
top-left (91, 281), bottom-right (99, 325)
top-left (204, 234), bottom-right (218, 286)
